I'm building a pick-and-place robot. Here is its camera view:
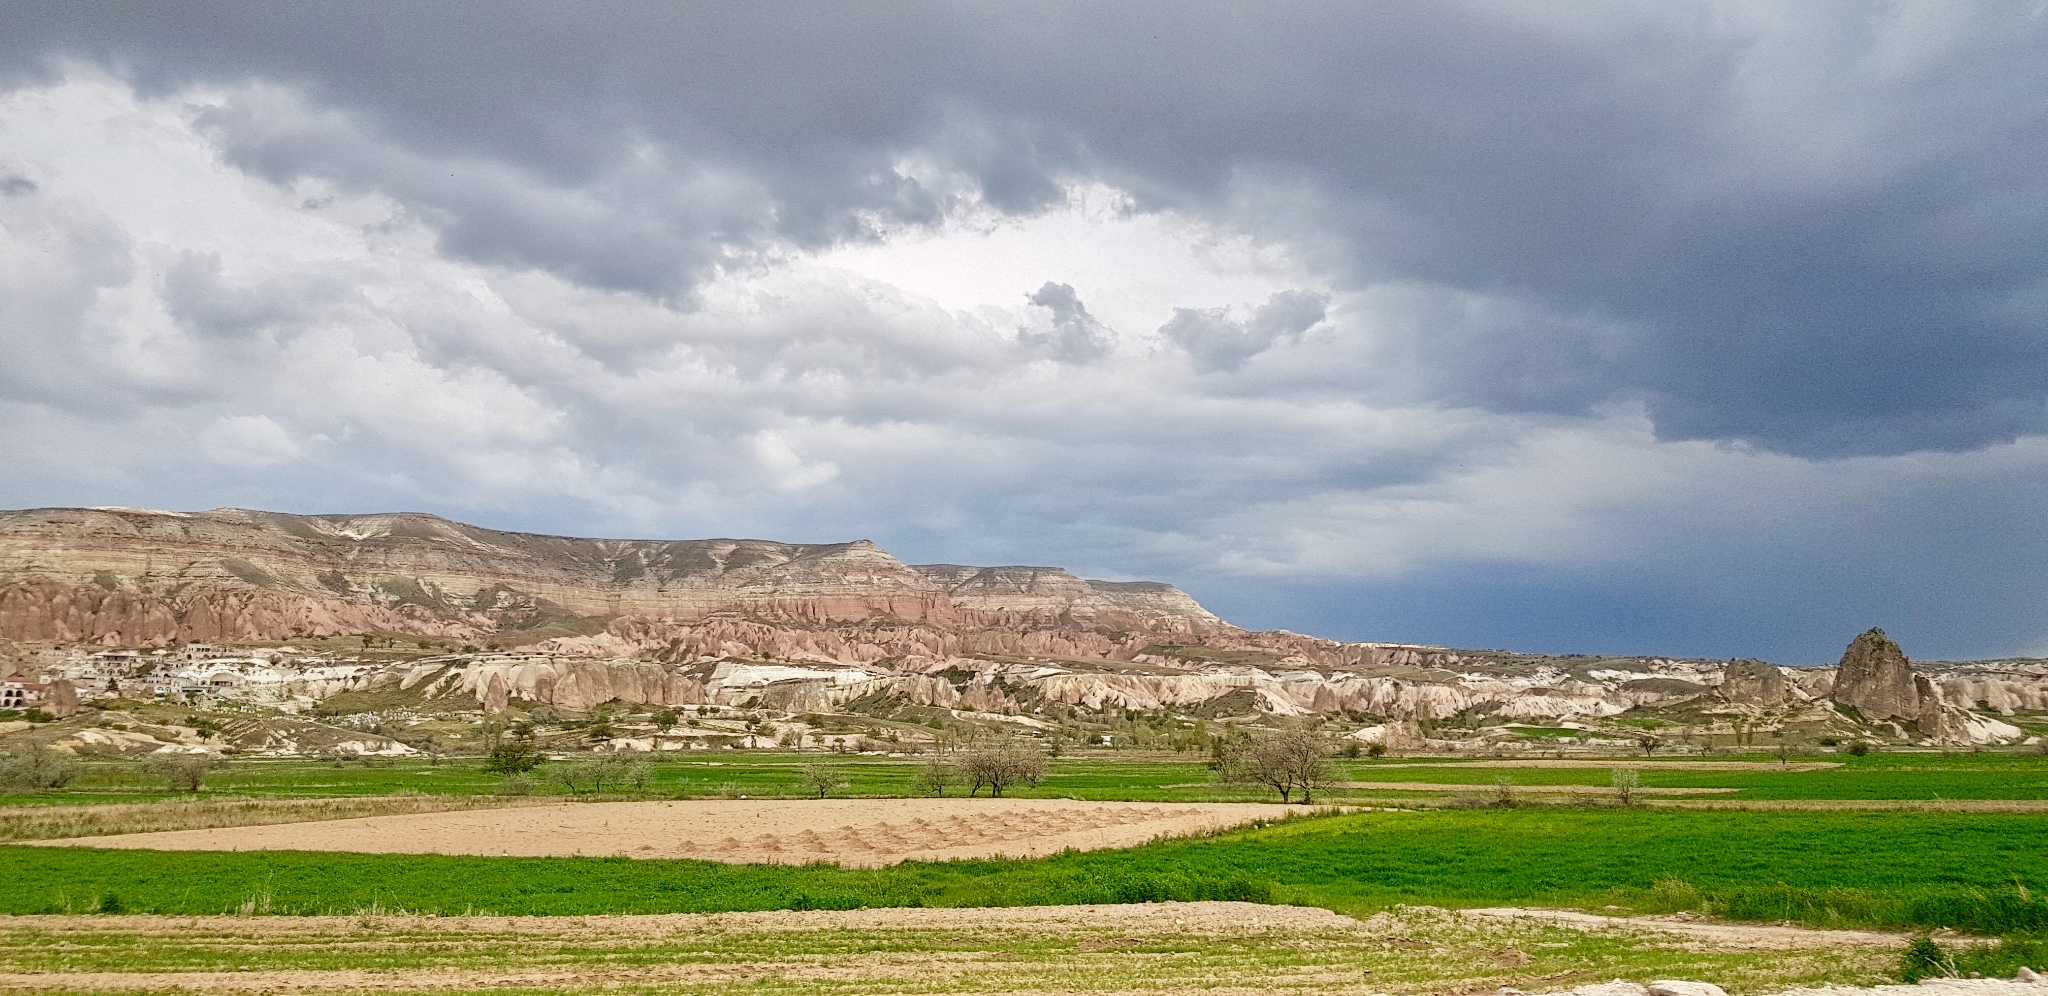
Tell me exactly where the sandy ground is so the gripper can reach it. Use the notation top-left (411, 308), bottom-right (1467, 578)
top-left (1781, 982), bottom-right (2047, 996)
top-left (1462, 907), bottom-right (1909, 950)
top-left (26, 798), bottom-right (1280, 865)
top-left (1339, 782), bottom-right (1742, 796)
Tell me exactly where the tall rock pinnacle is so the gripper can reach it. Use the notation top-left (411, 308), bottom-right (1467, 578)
top-left (1829, 627), bottom-right (1943, 736)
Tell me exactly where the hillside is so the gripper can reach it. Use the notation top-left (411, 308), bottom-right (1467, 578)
top-left (2, 507), bottom-right (2044, 752)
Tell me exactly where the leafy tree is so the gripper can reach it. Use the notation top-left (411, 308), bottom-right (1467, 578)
top-left (623, 760), bottom-right (654, 792)
top-left (554, 755), bottom-right (628, 795)
top-left (483, 721), bottom-right (541, 774)
top-left (0, 744), bottom-right (81, 791)
top-left (651, 709), bottom-right (679, 733)
top-left (485, 739), bottom-right (541, 774)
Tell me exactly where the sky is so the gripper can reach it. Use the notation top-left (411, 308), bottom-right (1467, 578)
top-left (0, 3), bottom-right (2044, 663)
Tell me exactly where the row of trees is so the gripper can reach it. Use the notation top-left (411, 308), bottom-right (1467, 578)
top-left (795, 735), bottom-right (1055, 798)
top-left (0, 746), bottom-right (227, 793)
top-left (1210, 728), bottom-right (1338, 803)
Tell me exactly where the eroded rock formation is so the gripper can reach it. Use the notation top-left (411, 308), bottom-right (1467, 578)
top-left (0, 507), bottom-right (1222, 650)
top-left (1719, 659), bottom-right (1789, 706)
top-left (1830, 628), bottom-right (1943, 736)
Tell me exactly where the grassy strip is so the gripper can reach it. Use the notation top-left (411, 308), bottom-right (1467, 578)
top-left (14, 751), bottom-right (2048, 810)
top-left (1346, 753), bottom-right (2048, 800)
top-left (9, 808), bottom-right (2048, 933)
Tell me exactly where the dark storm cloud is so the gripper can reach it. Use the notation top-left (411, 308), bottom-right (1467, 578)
top-left (5, 3), bottom-right (2044, 456)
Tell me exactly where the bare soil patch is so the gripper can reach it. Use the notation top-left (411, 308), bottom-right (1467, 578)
top-left (24, 798), bottom-right (1279, 866)
top-left (0, 793), bottom-right (546, 841)
top-left (1462, 907), bottom-right (1908, 950)
top-left (1779, 982), bottom-right (2044, 996)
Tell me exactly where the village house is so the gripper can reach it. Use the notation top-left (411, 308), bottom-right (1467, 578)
top-left (1, 675), bottom-right (79, 716)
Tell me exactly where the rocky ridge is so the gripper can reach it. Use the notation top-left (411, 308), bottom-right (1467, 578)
top-left (4, 506), bottom-right (2046, 748)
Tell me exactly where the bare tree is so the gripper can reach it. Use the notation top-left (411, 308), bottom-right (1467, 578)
top-left (961, 736), bottom-right (1049, 797)
top-left (145, 753), bottom-right (228, 792)
top-left (799, 761), bottom-right (847, 798)
top-left (911, 756), bottom-right (955, 797)
top-left (1216, 729), bottom-right (1336, 803)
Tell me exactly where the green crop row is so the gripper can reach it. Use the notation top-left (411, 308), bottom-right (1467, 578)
top-left (11, 808), bottom-right (2048, 934)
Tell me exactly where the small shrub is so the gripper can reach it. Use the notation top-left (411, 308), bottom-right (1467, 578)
top-left (498, 774), bottom-right (535, 796)
top-left (1611, 767), bottom-right (1640, 806)
top-left (1366, 743), bottom-right (1387, 758)
top-left (1847, 742), bottom-right (1872, 757)
top-left (1899, 936), bottom-right (1956, 982)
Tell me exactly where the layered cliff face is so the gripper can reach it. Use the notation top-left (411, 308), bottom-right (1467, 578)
top-left (7, 507), bottom-right (2044, 749)
top-left (0, 507), bottom-right (1223, 650)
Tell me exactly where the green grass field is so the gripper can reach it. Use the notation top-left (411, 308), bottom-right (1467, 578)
top-left (8, 753), bottom-right (2048, 993)
top-left (11, 749), bottom-right (2048, 808)
top-left (1345, 752), bottom-right (2048, 800)
top-left (11, 808), bottom-right (2048, 934)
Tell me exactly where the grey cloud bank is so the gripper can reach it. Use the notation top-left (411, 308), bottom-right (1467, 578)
top-left (0, 2), bottom-right (2044, 661)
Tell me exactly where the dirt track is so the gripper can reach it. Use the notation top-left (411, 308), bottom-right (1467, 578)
top-left (1339, 782), bottom-right (1741, 796)
top-left (27, 798), bottom-right (1280, 866)
top-left (1368, 760), bottom-right (1842, 771)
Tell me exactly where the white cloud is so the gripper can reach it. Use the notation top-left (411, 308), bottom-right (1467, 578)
top-left (2, 68), bottom-right (2047, 658)
top-left (198, 414), bottom-right (300, 466)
